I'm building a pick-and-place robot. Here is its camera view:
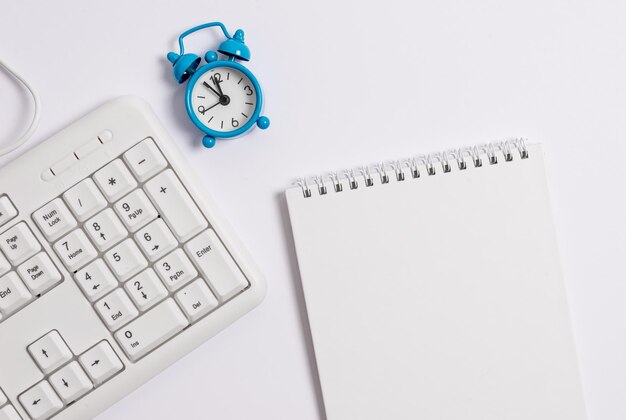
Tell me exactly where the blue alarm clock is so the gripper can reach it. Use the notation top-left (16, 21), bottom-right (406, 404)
top-left (167, 22), bottom-right (270, 148)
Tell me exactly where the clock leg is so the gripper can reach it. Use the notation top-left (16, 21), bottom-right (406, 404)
top-left (202, 135), bottom-right (216, 148)
top-left (257, 116), bottom-right (270, 130)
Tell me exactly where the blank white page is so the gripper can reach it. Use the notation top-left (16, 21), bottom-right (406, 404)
top-left (286, 144), bottom-right (586, 420)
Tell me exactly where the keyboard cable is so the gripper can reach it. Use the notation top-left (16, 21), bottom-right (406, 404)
top-left (0, 57), bottom-right (41, 157)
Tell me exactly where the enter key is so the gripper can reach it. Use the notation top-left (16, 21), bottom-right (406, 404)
top-left (184, 229), bottom-right (249, 301)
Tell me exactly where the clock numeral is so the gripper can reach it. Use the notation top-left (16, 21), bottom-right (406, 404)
top-left (244, 85), bottom-right (253, 96)
top-left (212, 72), bottom-right (222, 82)
top-left (231, 118), bottom-right (239, 128)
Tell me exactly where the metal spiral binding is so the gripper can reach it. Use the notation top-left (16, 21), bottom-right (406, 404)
top-left (295, 138), bottom-right (529, 198)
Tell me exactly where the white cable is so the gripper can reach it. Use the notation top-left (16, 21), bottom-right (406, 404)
top-left (0, 58), bottom-right (41, 157)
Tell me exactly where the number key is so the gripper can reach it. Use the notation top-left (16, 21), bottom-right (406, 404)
top-left (135, 219), bottom-right (177, 262)
top-left (95, 289), bottom-right (138, 330)
top-left (53, 230), bottom-right (97, 271)
top-left (124, 269), bottom-right (167, 311)
top-left (84, 209), bottom-right (127, 251)
top-left (104, 239), bottom-right (147, 281)
top-left (74, 259), bottom-right (118, 301)
top-left (155, 249), bottom-right (197, 291)
top-left (114, 190), bottom-right (158, 232)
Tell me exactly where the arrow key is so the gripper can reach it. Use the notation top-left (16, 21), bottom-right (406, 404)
top-left (78, 341), bottom-right (123, 386)
top-left (49, 361), bottom-right (93, 404)
top-left (0, 405), bottom-right (22, 420)
top-left (18, 380), bottom-right (63, 420)
top-left (28, 330), bottom-right (73, 374)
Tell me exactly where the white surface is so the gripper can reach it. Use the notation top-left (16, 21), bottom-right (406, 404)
top-left (0, 1), bottom-right (624, 419)
top-left (286, 144), bottom-right (586, 419)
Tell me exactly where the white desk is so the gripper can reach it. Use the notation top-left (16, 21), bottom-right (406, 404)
top-left (1, 1), bottom-right (625, 419)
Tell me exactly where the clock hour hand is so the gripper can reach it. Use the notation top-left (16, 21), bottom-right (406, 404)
top-left (198, 100), bottom-right (221, 115)
top-left (202, 81), bottom-right (221, 98)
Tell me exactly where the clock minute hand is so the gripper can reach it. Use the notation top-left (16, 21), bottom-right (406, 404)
top-left (202, 81), bottom-right (221, 98)
top-left (211, 76), bottom-right (224, 97)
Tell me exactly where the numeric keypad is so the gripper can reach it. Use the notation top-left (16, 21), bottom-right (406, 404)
top-left (30, 138), bottom-right (251, 365)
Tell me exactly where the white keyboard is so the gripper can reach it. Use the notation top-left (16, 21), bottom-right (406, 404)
top-left (0, 97), bottom-right (265, 420)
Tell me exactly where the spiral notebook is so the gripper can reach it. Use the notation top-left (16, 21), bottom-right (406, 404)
top-left (285, 141), bottom-right (586, 420)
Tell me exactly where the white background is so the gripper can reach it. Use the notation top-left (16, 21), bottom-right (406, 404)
top-left (1, 1), bottom-right (625, 419)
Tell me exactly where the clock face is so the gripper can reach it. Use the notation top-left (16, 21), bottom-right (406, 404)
top-left (190, 66), bottom-right (258, 133)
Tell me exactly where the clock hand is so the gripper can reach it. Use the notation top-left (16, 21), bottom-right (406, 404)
top-left (198, 100), bottom-right (221, 115)
top-left (211, 76), bottom-right (224, 97)
top-left (202, 81), bottom-right (221, 98)
top-left (205, 101), bottom-right (221, 111)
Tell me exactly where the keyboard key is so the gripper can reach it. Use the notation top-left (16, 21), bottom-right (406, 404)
top-left (135, 219), bottom-right (177, 262)
top-left (123, 138), bottom-right (167, 182)
top-left (0, 222), bottom-right (41, 266)
top-left (155, 249), bottom-right (198, 291)
top-left (54, 230), bottom-right (97, 272)
top-left (0, 252), bottom-right (9, 276)
top-left (185, 230), bottom-right (248, 301)
top-left (74, 259), bottom-right (118, 302)
top-left (49, 361), bottom-right (93, 403)
top-left (18, 381), bottom-right (63, 420)
top-left (104, 239), bottom-right (147, 281)
top-left (125, 269), bottom-right (168, 311)
top-left (0, 196), bottom-right (18, 228)
top-left (93, 159), bottom-right (137, 202)
top-left (0, 272), bottom-right (32, 316)
top-left (84, 209), bottom-right (127, 251)
top-left (114, 190), bottom-right (158, 232)
top-left (63, 179), bottom-right (107, 221)
top-left (32, 199), bottom-right (77, 241)
top-left (0, 405), bottom-right (21, 420)
top-left (0, 388), bottom-right (6, 406)
top-left (78, 341), bottom-right (123, 386)
top-left (175, 279), bottom-right (218, 322)
top-left (115, 298), bottom-right (188, 361)
top-left (144, 170), bottom-right (207, 242)
top-left (28, 330), bottom-right (73, 374)
top-left (95, 289), bottom-right (138, 330)
top-left (17, 253), bottom-right (62, 296)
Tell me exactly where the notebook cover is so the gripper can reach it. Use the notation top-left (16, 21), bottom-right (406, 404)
top-left (285, 143), bottom-right (586, 420)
